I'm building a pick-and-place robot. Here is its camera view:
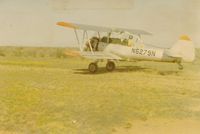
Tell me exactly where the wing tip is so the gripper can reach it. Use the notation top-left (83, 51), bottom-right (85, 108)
top-left (56, 21), bottom-right (77, 29)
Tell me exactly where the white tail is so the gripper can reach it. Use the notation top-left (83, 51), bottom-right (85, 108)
top-left (168, 35), bottom-right (195, 62)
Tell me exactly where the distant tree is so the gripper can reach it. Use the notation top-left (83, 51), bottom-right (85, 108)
top-left (0, 49), bottom-right (5, 57)
top-left (56, 48), bottom-right (66, 58)
top-left (13, 47), bottom-right (23, 57)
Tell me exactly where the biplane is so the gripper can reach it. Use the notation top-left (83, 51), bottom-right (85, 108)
top-left (57, 21), bottom-right (195, 73)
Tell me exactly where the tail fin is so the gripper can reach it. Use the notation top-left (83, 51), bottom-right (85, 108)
top-left (168, 35), bottom-right (195, 62)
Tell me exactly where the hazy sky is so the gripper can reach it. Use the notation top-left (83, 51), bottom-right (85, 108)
top-left (0, 0), bottom-right (199, 47)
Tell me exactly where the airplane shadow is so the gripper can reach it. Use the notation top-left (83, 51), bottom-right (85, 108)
top-left (73, 65), bottom-right (180, 75)
top-left (157, 70), bottom-right (180, 76)
top-left (74, 66), bottom-right (150, 75)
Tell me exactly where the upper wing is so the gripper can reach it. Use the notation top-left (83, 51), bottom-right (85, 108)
top-left (57, 22), bottom-right (111, 32)
top-left (57, 21), bottom-right (152, 35)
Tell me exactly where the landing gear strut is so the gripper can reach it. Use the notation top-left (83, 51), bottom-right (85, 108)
top-left (106, 61), bottom-right (115, 72)
top-left (88, 62), bottom-right (98, 73)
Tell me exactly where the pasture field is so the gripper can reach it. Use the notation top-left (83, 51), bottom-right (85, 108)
top-left (0, 47), bottom-right (200, 134)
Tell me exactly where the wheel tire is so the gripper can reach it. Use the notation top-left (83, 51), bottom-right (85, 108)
top-left (178, 64), bottom-right (183, 70)
top-left (106, 61), bottom-right (115, 72)
top-left (88, 63), bottom-right (98, 73)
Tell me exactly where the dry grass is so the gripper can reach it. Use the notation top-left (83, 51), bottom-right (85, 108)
top-left (0, 47), bottom-right (200, 134)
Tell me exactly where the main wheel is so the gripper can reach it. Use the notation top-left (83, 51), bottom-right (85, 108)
top-left (106, 61), bottom-right (115, 72)
top-left (88, 63), bottom-right (98, 73)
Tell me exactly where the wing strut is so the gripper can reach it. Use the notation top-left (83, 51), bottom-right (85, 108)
top-left (74, 29), bottom-right (83, 52)
top-left (85, 31), bottom-right (94, 54)
top-left (82, 30), bottom-right (86, 49)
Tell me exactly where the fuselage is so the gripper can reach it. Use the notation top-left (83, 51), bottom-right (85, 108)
top-left (82, 35), bottom-right (195, 64)
top-left (104, 44), bottom-right (176, 62)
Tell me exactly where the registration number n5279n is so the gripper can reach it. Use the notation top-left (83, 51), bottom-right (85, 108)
top-left (132, 48), bottom-right (156, 57)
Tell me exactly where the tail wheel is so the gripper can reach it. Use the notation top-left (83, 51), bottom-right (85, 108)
top-left (178, 64), bottom-right (184, 70)
top-left (106, 61), bottom-right (115, 72)
top-left (88, 63), bottom-right (98, 73)
top-left (177, 59), bottom-right (183, 70)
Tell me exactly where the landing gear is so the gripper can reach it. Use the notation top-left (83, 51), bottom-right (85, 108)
top-left (106, 61), bottom-right (115, 72)
top-left (176, 59), bottom-right (183, 70)
top-left (178, 63), bottom-right (183, 70)
top-left (88, 61), bottom-right (116, 73)
top-left (88, 62), bottom-right (98, 73)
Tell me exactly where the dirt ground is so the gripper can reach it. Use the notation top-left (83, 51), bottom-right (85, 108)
top-left (0, 55), bottom-right (200, 134)
top-left (113, 119), bottom-right (200, 134)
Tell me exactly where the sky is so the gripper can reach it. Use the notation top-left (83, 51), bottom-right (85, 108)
top-left (0, 0), bottom-right (199, 48)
